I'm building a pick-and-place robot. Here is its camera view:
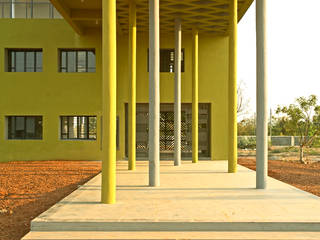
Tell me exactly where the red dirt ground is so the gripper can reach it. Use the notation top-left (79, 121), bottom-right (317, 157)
top-left (0, 161), bottom-right (101, 240)
top-left (238, 157), bottom-right (320, 197)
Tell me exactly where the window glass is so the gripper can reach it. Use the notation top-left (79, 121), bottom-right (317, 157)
top-left (79, 116), bottom-right (88, 139)
top-left (26, 51), bottom-right (35, 72)
top-left (15, 52), bottom-right (25, 72)
top-left (36, 51), bottom-right (42, 72)
top-left (53, 7), bottom-right (62, 18)
top-left (10, 51), bottom-right (15, 72)
top-left (60, 50), bottom-right (95, 72)
top-left (87, 51), bottom-right (96, 72)
top-left (33, 0), bottom-right (50, 18)
top-left (88, 117), bottom-right (97, 139)
top-left (15, 117), bottom-right (25, 139)
top-left (0, 0), bottom-right (60, 19)
top-left (61, 51), bottom-right (67, 72)
top-left (61, 116), bottom-right (68, 139)
top-left (34, 117), bottom-right (42, 138)
top-left (26, 0), bottom-right (32, 18)
top-left (77, 51), bottom-right (86, 72)
top-left (60, 116), bottom-right (97, 140)
top-left (2, 3), bottom-right (11, 18)
top-left (68, 116), bottom-right (78, 139)
top-left (14, 0), bottom-right (27, 18)
top-left (8, 49), bottom-right (42, 72)
top-left (26, 117), bottom-right (35, 135)
top-left (67, 51), bottom-right (76, 72)
top-left (7, 116), bottom-right (42, 139)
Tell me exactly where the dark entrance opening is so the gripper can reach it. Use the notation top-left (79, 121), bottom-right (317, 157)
top-left (125, 103), bottom-right (210, 159)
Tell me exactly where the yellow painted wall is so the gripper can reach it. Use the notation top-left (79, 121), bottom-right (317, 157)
top-left (0, 19), bottom-right (229, 162)
top-left (117, 33), bottom-right (229, 160)
top-left (0, 19), bottom-right (103, 162)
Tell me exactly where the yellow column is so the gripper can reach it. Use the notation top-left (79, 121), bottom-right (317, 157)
top-left (228, 0), bottom-right (237, 173)
top-left (192, 29), bottom-right (199, 164)
top-left (101, 0), bottom-right (117, 204)
top-left (128, 0), bottom-right (136, 170)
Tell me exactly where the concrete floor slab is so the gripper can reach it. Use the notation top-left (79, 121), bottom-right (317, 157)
top-left (31, 161), bottom-right (320, 232)
top-left (22, 231), bottom-right (320, 240)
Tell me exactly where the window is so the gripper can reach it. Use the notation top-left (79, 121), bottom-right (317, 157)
top-left (59, 49), bottom-right (96, 72)
top-left (116, 116), bottom-right (119, 150)
top-left (148, 48), bottom-right (185, 73)
top-left (60, 116), bottom-right (97, 140)
top-left (8, 49), bottom-right (42, 72)
top-left (7, 116), bottom-right (43, 139)
top-left (0, 0), bottom-right (62, 19)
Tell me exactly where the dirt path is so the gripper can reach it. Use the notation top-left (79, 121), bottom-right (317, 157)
top-left (238, 157), bottom-right (320, 197)
top-left (0, 161), bottom-right (101, 240)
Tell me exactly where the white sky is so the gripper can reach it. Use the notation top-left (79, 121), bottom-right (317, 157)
top-left (238, 0), bottom-right (320, 117)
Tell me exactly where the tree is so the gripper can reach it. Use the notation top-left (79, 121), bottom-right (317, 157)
top-left (237, 80), bottom-right (250, 118)
top-left (271, 116), bottom-right (292, 136)
top-left (238, 117), bottom-right (256, 136)
top-left (276, 95), bottom-right (320, 163)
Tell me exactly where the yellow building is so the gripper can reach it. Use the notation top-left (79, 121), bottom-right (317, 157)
top-left (0, 0), bottom-right (268, 203)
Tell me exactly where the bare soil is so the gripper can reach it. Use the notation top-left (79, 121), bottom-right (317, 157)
top-left (238, 157), bottom-right (320, 197)
top-left (0, 161), bottom-right (101, 240)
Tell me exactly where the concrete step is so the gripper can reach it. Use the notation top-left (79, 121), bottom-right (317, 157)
top-left (31, 220), bottom-right (320, 232)
top-left (22, 231), bottom-right (320, 240)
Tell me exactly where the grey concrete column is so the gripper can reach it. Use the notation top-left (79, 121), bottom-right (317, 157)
top-left (149, 0), bottom-right (160, 187)
top-left (174, 18), bottom-right (182, 166)
top-left (256, 0), bottom-right (268, 189)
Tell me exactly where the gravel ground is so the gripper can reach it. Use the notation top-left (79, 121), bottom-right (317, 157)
top-left (238, 157), bottom-right (320, 197)
top-left (0, 161), bottom-right (101, 240)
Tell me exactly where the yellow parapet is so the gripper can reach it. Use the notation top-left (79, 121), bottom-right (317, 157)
top-left (228, 0), bottom-right (238, 173)
top-left (128, 0), bottom-right (137, 171)
top-left (101, 0), bottom-right (117, 204)
top-left (192, 29), bottom-right (199, 164)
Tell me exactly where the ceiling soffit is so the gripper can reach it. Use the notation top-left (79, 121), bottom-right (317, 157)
top-left (50, 0), bottom-right (253, 35)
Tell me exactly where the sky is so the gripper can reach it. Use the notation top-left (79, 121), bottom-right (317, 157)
top-left (238, 0), bottom-right (320, 117)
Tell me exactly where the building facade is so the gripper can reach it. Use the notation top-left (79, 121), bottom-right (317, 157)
top-left (0, 0), bottom-right (269, 203)
top-left (0, 0), bottom-right (251, 162)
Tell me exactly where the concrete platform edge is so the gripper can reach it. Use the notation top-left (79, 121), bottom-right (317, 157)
top-left (31, 221), bottom-right (320, 232)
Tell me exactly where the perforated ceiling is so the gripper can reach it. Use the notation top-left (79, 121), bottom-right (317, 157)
top-left (117, 0), bottom-right (252, 34)
top-left (50, 0), bottom-right (253, 35)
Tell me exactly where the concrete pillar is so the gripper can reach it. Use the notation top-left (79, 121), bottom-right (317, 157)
top-left (149, 0), bottom-right (160, 187)
top-left (128, 0), bottom-right (136, 171)
top-left (256, 0), bottom-right (268, 189)
top-left (192, 29), bottom-right (199, 164)
top-left (101, 0), bottom-right (117, 204)
top-left (228, 0), bottom-right (238, 173)
top-left (174, 18), bottom-right (182, 166)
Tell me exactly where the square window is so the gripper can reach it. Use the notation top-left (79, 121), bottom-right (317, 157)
top-left (7, 49), bottom-right (42, 72)
top-left (59, 49), bottom-right (96, 72)
top-left (60, 116), bottom-right (97, 140)
top-left (7, 116), bottom-right (43, 139)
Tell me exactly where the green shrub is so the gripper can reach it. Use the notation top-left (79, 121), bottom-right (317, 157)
top-left (238, 137), bottom-right (256, 149)
top-left (270, 149), bottom-right (282, 154)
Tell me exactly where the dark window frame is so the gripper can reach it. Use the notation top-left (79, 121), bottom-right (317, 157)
top-left (7, 49), bottom-right (43, 72)
top-left (147, 48), bottom-right (185, 73)
top-left (116, 116), bottom-right (120, 150)
top-left (59, 49), bottom-right (96, 73)
top-left (60, 116), bottom-right (97, 140)
top-left (7, 116), bottom-right (43, 140)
